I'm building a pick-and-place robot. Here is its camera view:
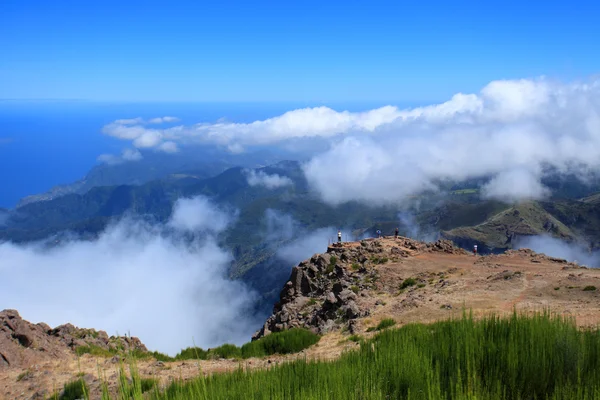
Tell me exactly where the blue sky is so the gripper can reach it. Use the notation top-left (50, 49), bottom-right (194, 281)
top-left (1, 0), bottom-right (598, 102)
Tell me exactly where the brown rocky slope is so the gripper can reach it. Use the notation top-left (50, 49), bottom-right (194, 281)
top-left (254, 236), bottom-right (600, 339)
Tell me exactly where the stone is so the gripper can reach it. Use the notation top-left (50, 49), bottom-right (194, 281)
top-left (342, 302), bottom-right (361, 319)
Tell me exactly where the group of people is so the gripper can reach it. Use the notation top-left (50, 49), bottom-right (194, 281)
top-left (336, 228), bottom-right (480, 256)
top-left (336, 227), bottom-right (401, 243)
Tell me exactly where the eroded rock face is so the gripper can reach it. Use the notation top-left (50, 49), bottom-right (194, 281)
top-left (0, 309), bottom-right (148, 369)
top-left (254, 236), bottom-right (466, 340)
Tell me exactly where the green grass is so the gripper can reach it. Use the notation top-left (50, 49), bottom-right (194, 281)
top-left (399, 277), bottom-right (417, 290)
top-left (241, 328), bottom-right (320, 358)
top-left (583, 286), bottom-right (597, 291)
top-left (53, 378), bottom-right (88, 400)
top-left (138, 311), bottom-right (600, 400)
top-left (16, 370), bottom-right (31, 382)
top-left (375, 318), bottom-right (396, 331)
top-left (450, 188), bottom-right (479, 195)
top-left (370, 256), bottom-right (389, 265)
top-left (75, 344), bottom-right (117, 358)
top-left (347, 334), bottom-right (362, 343)
top-left (209, 344), bottom-right (241, 359)
top-left (141, 378), bottom-right (159, 393)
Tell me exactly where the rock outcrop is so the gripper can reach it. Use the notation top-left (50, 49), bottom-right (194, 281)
top-left (0, 310), bottom-right (147, 369)
top-left (253, 237), bottom-right (467, 339)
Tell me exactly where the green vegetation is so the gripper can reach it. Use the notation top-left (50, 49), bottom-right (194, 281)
top-left (351, 263), bottom-right (361, 271)
top-left (141, 378), bottom-right (159, 393)
top-left (350, 285), bottom-right (359, 294)
top-left (555, 287), bottom-right (560, 290)
top-left (417, 283), bottom-right (426, 288)
top-left (370, 256), bottom-right (389, 265)
top-left (450, 188), bottom-right (479, 195)
top-left (347, 334), bottom-right (362, 343)
top-left (75, 344), bottom-right (116, 357)
top-left (399, 277), bottom-right (417, 290)
top-left (55, 378), bottom-right (88, 400)
top-left (583, 285), bottom-right (597, 291)
top-left (16, 370), bottom-right (31, 382)
top-left (307, 298), bottom-right (317, 306)
top-left (240, 328), bottom-right (320, 358)
top-left (209, 344), bottom-right (241, 359)
top-left (142, 329), bottom-right (321, 364)
top-left (140, 312), bottom-right (600, 399)
top-left (375, 318), bottom-right (396, 331)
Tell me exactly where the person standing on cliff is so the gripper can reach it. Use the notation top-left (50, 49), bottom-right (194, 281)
top-left (395, 227), bottom-right (399, 239)
top-left (473, 244), bottom-right (478, 256)
top-left (338, 230), bottom-right (342, 243)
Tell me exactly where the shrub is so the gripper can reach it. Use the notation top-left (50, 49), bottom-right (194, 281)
top-left (351, 263), bottom-right (361, 271)
top-left (350, 285), bottom-right (359, 294)
top-left (417, 283), bottom-right (426, 288)
top-left (348, 334), bottom-right (362, 343)
top-left (209, 344), bottom-right (241, 360)
top-left (140, 378), bottom-right (158, 393)
top-left (16, 370), bottom-right (31, 382)
top-left (375, 318), bottom-right (396, 331)
top-left (400, 278), bottom-right (417, 290)
top-left (241, 328), bottom-right (320, 358)
top-left (175, 347), bottom-right (208, 361)
top-left (554, 287), bottom-right (560, 290)
top-left (307, 298), bottom-right (317, 306)
top-left (59, 379), bottom-right (88, 400)
top-left (583, 286), bottom-right (597, 291)
top-left (75, 345), bottom-right (115, 357)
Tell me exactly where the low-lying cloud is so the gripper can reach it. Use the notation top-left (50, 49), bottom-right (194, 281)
top-left (516, 235), bottom-right (599, 268)
top-left (100, 77), bottom-right (600, 204)
top-left (97, 148), bottom-right (143, 165)
top-left (0, 196), bottom-right (259, 355)
top-left (245, 169), bottom-right (293, 189)
top-left (263, 209), bottom-right (353, 266)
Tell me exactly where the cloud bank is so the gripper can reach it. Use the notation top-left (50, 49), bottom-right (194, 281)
top-left (0, 196), bottom-right (258, 355)
top-left (516, 235), bottom-right (599, 268)
top-left (101, 77), bottom-right (600, 204)
top-left (245, 169), bottom-right (293, 189)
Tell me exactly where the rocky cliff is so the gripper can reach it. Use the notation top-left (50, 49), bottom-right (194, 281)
top-left (0, 310), bottom-right (147, 369)
top-left (253, 237), bottom-right (466, 339)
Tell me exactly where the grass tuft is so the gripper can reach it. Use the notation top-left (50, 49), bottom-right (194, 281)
top-left (400, 278), bottom-right (417, 289)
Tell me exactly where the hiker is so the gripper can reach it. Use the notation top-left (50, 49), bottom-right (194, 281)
top-left (473, 244), bottom-right (478, 256)
top-left (338, 230), bottom-right (342, 243)
top-left (395, 227), bottom-right (399, 239)
top-left (376, 229), bottom-right (382, 238)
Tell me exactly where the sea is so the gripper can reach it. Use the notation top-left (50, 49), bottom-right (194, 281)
top-left (0, 100), bottom-right (415, 208)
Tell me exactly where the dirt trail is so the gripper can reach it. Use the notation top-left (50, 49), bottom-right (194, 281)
top-left (3, 238), bottom-right (600, 399)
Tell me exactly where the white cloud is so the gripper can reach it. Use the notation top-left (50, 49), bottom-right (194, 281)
top-left (122, 148), bottom-right (143, 162)
top-left (481, 168), bottom-right (550, 202)
top-left (97, 148), bottom-right (142, 165)
top-left (168, 196), bottom-right (234, 234)
top-left (0, 196), bottom-right (258, 355)
top-left (101, 77), bottom-right (600, 203)
top-left (158, 141), bottom-right (179, 153)
top-left (516, 235), bottom-right (599, 267)
top-left (114, 118), bottom-right (144, 125)
top-left (149, 116), bottom-right (180, 124)
top-left (245, 169), bottom-right (293, 189)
